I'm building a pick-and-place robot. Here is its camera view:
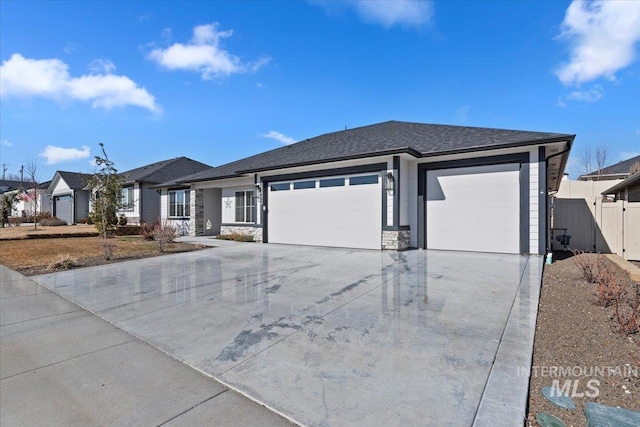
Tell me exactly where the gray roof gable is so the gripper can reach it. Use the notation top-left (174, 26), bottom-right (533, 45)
top-left (177, 120), bottom-right (573, 183)
top-left (582, 155), bottom-right (640, 179)
top-left (121, 157), bottom-right (211, 184)
top-left (57, 171), bottom-right (93, 190)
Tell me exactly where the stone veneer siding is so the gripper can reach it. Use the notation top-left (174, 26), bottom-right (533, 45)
top-left (381, 229), bottom-right (410, 250)
top-left (220, 225), bottom-right (263, 242)
top-left (189, 189), bottom-right (204, 237)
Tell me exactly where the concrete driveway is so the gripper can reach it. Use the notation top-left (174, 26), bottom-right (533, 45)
top-left (33, 240), bottom-right (542, 426)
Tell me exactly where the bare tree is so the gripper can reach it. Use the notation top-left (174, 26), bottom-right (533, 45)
top-left (594, 144), bottom-right (608, 180)
top-left (578, 145), bottom-right (593, 177)
top-left (26, 160), bottom-right (39, 230)
top-left (579, 144), bottom-right (609, 180)
top-left (629, 161), bottom-right (640, 175)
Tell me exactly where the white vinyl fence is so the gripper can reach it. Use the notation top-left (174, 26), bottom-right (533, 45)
top-left (553, 199), bottom-right (640, 261)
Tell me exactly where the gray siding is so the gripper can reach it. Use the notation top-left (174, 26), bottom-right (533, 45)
top-left (141, 185), bottom-right (161, 223)
top-left (74, 191), bottom-right (90, 222)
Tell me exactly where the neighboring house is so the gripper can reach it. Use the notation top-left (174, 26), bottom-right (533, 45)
top-left (603, 171), bottom-right (640, 202)
top-left (47, 171), bottom-right (93, 224)
top-left (578, 155), bottom-right (640, 181)
top-left (0, 180), bottom-right (24, 194)
top-left (1, 180), bottom-right (52, 218)
top-left (14, 181), bottom-right (52, 217)
top-left (119, 157), bottom-right (211, 224)
top-left (158, 120), bottom-right (574, 254)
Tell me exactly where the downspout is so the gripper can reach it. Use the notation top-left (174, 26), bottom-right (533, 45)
top-left (545, 141), bottom-right (573, 253)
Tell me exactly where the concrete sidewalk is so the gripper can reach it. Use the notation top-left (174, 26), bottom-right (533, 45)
top-left (0, 265), bottom-right (291, 427)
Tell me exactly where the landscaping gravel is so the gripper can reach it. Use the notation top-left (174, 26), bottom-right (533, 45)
top-left (526, 254), bottom-right (640, 426)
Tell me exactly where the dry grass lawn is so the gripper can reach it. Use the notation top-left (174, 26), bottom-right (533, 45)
top-left (0, 236), bottom-right (204, 275)
top-left (0, 224), bottom-right (98, 239)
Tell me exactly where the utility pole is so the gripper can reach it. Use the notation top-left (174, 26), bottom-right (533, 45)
top-left (20, 164), bottom-right (24, 184)
top-left (2, 164), bottom-right (7, 180)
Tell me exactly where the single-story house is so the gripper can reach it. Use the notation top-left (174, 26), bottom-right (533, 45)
top-left (119, 157), bottom-right (211, 224)
top-left (0, 180), bottom-right (24, 194)
top-left (578, 155), bottom-right (640, 181)
top-left (603, 171), bottom-right (640, 202)
top-left (16, 181), bottom-right (52, 218)
top-left (158, 120), bottom-right (574, 254)
top-left (47, 171), bottom-right (93, 224)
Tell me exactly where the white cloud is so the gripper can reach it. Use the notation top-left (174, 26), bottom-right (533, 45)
top-left (261, 130), bottom-right (296, 145)
top-left (148, 23), bottom-right (270, 79)
top-left (39, 145), bottom-right (90, 165)
top-left (0, 53), bottom-right (160, 113)
top-left (89, 58), bottom-right (116, 74)
top-left (138, 12), bottom-right (151, 22)
top-left (354, 0), bottom-right (433, 28)
top-left (566, 85), bottom-right (604, 102)
top-left (556, 1), bottom-right (640, 85)
top-left (1, 140), bottom-right (12, 147)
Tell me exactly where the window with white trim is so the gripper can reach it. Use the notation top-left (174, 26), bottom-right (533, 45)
top-left (121, 186), bottom-right (134, 210)
top-left (168, 190), bottom-right (190, 217)
top-left (235, 190), bottom-right (255, 222)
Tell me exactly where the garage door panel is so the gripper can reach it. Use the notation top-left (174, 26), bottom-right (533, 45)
top-left (54, 196), bottom-right (73, 224)
top-left (268, 176), bottom-right (381, 250)
top-left (426, 164), bottom-right (520, 254)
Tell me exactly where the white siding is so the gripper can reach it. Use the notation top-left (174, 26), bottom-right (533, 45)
top-left (529, 148), bottom-right (539, 254)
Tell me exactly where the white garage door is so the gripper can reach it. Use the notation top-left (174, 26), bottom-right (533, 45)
top-left (54, 195), bottom-right (73, 224)
top-left (268, 174), bottom-right (382, 249)
top-left (426, 163), bottom-right (520, 254)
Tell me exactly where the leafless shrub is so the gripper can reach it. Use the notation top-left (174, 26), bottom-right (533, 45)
top-left (47, 254), bottom-right (75, 272)
top-left (216, 232), bottom-right (254, 242)
top-left (595, 265), bottom-right (627, 307)
top-left (100, 238), bottom-right (116, 260)
top-left (140, 220), bottom-right (157, 240)
top-left (613, 284), bottom-right (640, 337)
top-left (573, 250), bottom-right (606, 283)
top-left (152, 221), bottom-right (178, 253)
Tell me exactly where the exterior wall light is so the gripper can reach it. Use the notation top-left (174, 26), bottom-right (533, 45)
top-left (386, 172), bottom-right (395, 195)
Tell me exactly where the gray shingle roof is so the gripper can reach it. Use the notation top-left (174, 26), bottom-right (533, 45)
top-left (57, 171), bottom-right (93, 190)
top-left (120, 157), bottom-right (211, 184)
top-left (581, 155), bottom-right (640, 179)
top-left (602, 171), bottom-right (640, 195)
top-left (175, 120), bottom-right (573, 184)
top-left (0, 180), bottom-right (25, 193)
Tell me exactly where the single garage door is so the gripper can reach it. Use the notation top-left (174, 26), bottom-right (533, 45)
top-left (54, 195), bottom-right (73, 224)
top-left (426, 163), bottom-right (520, 254)
top-left (268, 174), bottom-right (382, 249)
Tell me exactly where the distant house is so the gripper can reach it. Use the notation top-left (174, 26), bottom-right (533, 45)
top-left (603, 172), bottom-right (640, 202)
top-left (0, 180), bottom-right (24, 194)
top-left (0, 180), bottom-right (52, 218)
top-left (119, 157), bottom-right (211, 224)
top-left (578, 155), bottom-right (640, 181)
top-left (47, 171), bottom-right (93, 224)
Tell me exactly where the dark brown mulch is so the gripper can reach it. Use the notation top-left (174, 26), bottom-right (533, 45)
top-left (17, 246), bottom-right (211, 277)
top-left (526, 254), bottom-right (640, 426)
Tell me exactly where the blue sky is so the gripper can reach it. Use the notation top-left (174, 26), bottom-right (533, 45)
top-left (1, 0), bottom-right (639, 181)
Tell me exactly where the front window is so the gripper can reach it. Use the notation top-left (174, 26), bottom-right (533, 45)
top-left (235, 190), bottom-right (255, 222)
top-left (121, 186), bottom-right (134, 210)
top-left (169, 190), bottom-right (191, 217)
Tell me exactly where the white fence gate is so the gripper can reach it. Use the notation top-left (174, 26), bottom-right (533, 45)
top-left (553, 199), bottom-right (640, 261)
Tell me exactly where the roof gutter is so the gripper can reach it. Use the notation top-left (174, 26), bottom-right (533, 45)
top-left (546, 137), bottom-right (574, 194)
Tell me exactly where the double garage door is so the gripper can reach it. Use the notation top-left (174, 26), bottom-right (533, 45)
top-left (268, 174), bottom-right (382, 250)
